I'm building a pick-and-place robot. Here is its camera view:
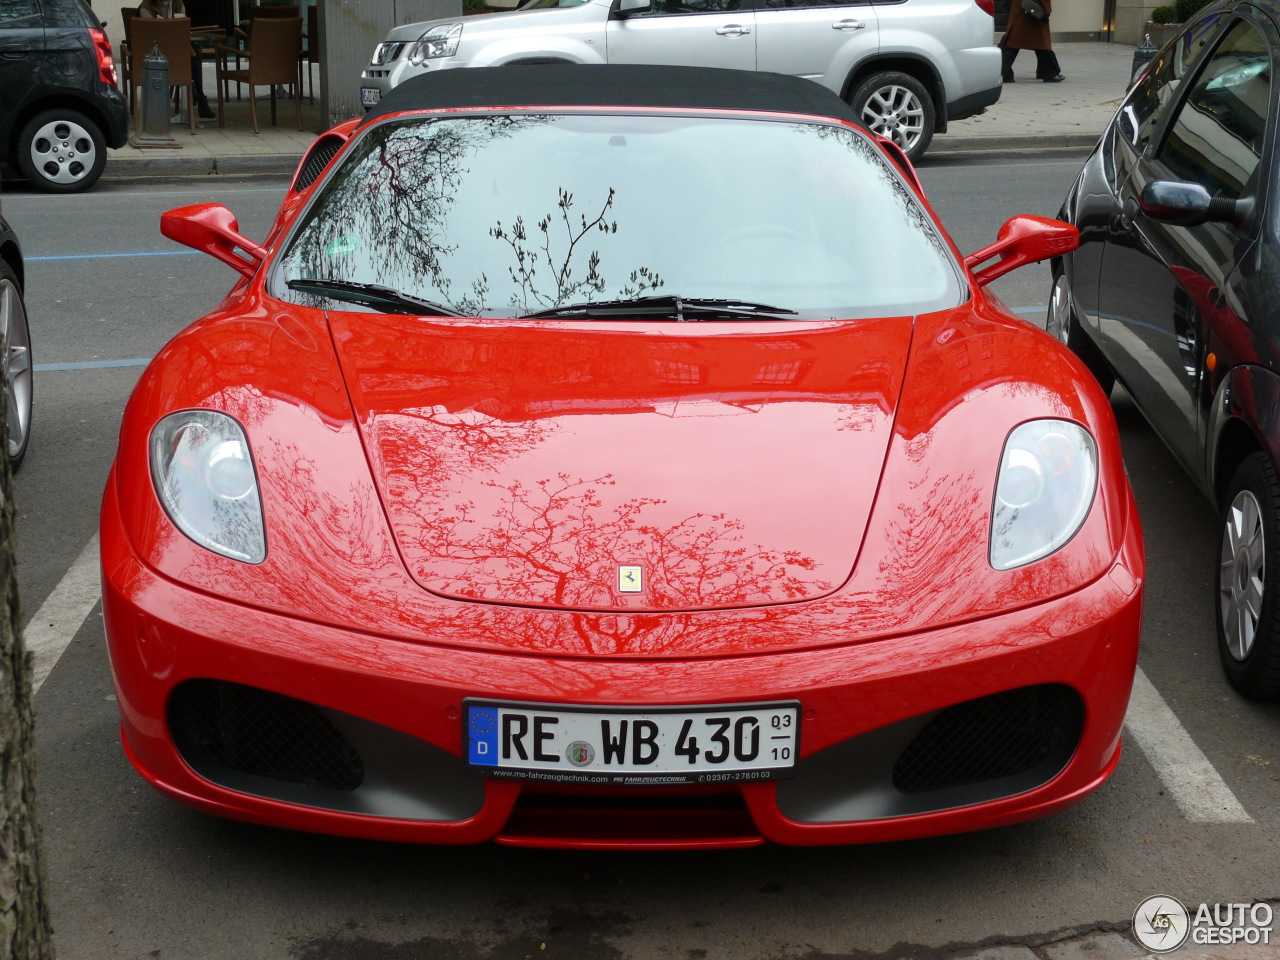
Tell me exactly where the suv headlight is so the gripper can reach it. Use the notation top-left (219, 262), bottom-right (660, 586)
top-left (150, 411), bottom-right (266, 564)
top-left (409, 23), bottom-right (463, 63)
top-left (989, 419), bottom-right (1096, 571)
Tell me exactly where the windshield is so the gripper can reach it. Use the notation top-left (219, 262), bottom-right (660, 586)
top-left (273, 114), bottom-right (963, 319)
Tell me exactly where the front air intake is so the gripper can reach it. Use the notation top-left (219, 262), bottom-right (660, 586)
top-left (892, 684), bottom-right (1083, 794)
top-left (169, 679), bottom-right (364, 790)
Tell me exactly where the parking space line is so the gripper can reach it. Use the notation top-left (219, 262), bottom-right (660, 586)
top-left (36, 359), bottom-right (150, 372)
top-left (27, 251), bottom-right (196, 262)
top-left (25, 534), bottom-right (100, 695)
top-left (1125, 667), bottom-right (1253, 823)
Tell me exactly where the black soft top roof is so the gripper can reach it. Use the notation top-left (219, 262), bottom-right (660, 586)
top-left (362, 64), bottom-right (866, 128)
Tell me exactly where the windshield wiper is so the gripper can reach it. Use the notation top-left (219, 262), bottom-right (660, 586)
top-left (286, 278), bottom-right (465, 317)
top-left (523, 295), bottom-right (798, 321)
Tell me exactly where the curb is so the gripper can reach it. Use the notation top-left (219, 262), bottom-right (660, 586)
top-left (102, 151), bottom-right (304, 180)
top-left (933, 132), bottom-right (1100, 153)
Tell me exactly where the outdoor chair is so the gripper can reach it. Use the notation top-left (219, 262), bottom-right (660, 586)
top-left (225, 4), bottom-right (299, 99)
top-left (128, 16), bottom-right (197, 134)
top-left (215, 16), bottom-right (303, 134)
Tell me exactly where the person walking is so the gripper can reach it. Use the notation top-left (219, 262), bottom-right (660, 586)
top-left (1000, 0), bottom-right (1064, 83)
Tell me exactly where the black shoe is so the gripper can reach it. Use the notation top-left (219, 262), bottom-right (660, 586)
top-left (1002, 74), bottom-right (1015, 83)
top-left (197, 102), bottom-right (217, 120)
top-left (1041, 74), bottom-right (1065, 83)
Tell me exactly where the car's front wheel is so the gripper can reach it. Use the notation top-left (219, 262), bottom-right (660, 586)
top-left (16, 109), bottom-right (108, 194)
top-left (0, 260), bottom-right (32, 471)
top-left (848, 71), bottom-right (935, 162)
top-left (1048, 261), bottom-right (1115, 396)
top-left (1217, 452), bottom-right (1280, 699)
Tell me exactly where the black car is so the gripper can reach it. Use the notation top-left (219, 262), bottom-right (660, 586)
top-left (1, 0), bottom-right (128, 192)
top-left (1052, 0), bottom-right (1280, 698)
top-left (0, 202), bottom-right (32, 469)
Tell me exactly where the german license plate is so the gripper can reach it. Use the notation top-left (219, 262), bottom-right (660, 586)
top-left (464, 699), bottom-right (800, 785)
top-left (360, 87), bottom-right (381, 107)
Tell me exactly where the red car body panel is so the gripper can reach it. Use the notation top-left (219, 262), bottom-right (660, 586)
top-left (102, 467), bottom-right (1141, 846)
top-left (103, 86), bottom-right (1144, 847)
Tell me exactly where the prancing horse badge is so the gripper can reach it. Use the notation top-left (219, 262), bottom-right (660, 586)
top-left (617, 565), bottom-right (643, 593)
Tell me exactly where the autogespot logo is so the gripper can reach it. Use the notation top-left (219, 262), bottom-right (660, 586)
top-left (1133, 895), bottom-right (1191, 953)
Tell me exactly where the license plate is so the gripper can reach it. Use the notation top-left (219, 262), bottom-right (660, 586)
top-left (464, 699), bottom-right (800, 785)
top-left (360, 87), bottom-right (381, 107)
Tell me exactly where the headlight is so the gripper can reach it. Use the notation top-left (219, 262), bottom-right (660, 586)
top-left (408, 23), bottom-right (462, 63)
top-left (989, 419), bottom-right (1096, 571)
top-left (150, 411), bottom-right (266, 564)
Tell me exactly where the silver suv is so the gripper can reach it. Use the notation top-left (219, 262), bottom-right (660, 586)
top-left (360, 0), bottom-right (1000, 161)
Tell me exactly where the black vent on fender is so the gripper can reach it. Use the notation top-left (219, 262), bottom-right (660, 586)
top-left (292, 134), bottom-right (343, 192)
top-left (169, 679), bottom-right (364, 790)
top-left (892, 684), bottom-right (1083, 794)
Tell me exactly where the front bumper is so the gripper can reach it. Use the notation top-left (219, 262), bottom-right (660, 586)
top-left (102, 471), bottom-right (1143, 850)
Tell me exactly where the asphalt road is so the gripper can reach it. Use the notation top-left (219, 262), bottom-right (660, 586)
top-left (4, 158), bottom-right (1279, 960)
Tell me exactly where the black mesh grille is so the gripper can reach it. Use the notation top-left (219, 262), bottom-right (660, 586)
top-left (169, 680), bottom-right (364, 791)
top-left (292, 135), bottom-right (343, 192)
top-left (892, 684), bottom-right (1082, 794)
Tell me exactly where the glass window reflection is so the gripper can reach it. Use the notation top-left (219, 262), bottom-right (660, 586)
top-left (274, 114), bottom-right (962, 319)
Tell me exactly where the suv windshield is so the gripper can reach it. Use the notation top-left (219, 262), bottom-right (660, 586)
top-left (274, 114), bottom-right (963, 319)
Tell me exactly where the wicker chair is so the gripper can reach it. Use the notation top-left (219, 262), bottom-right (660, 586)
top-left (129, 17), bottom-right (196, 134)
top-left (215, 16), bottom-right (302, 134)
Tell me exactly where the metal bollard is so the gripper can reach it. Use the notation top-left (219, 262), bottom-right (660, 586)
top-left (1131, 33), bottom-right (1159, 85)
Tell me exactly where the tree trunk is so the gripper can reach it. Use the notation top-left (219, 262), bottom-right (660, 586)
top-left (0, 387), bottom-right (54, 957)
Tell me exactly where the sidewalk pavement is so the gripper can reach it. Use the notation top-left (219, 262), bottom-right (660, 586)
top-left (102, 41), bottom-right (1138, 180)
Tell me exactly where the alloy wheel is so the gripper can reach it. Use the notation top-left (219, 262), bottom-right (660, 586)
top-left (859, 85), bottom-right (926, 153)
top-left (0, 277), bottom-right (32, 465)
top-left (1047, 272), bottom-right (1073, 345)
top-left (28, 118), bottom-right (98, 188)
top-left (1221, 488), bottom-right (1266, 661)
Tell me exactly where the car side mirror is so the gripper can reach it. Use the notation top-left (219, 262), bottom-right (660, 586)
top-left (160, 203), bottom-right (267, 278)
top-left (964, 215), bottom-right (1079, 287)
top-left (614, 0), bottom-right (652, 18)
top-left (1140, 180), bottom-right (1254, 228)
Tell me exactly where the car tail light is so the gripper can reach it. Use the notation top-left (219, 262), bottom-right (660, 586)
top-left (90, 28), bottom-right (117, 86)
top-left (975, 0), bottom-right (995, 14)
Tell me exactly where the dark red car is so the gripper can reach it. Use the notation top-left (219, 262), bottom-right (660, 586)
top-left (102, 66), bottom-right (1143, 848)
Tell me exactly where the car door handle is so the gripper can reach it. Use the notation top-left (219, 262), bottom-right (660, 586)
top-left (715, 24), bottom-right (751, 36)
top-left (0, 43), bottom-right (31, 59)
top-left (832, 19), bottom-right (866, 30)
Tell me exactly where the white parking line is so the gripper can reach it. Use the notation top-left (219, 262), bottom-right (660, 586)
top-left (1125, 667), bottom-right (1253, 823)
top-left (25, 534), bottom-right (100, 695)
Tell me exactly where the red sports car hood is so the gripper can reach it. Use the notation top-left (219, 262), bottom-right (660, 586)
top-left (329, 314), bottom-right (912, 613)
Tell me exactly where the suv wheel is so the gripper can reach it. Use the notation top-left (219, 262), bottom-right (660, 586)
top-left (1217, 453), bottom-right (1280, 699)
top-left (16, 109), bottom-right (107, 194)
top-left (0, 261), bottom-right (32, 471)
top-left (1048, 261), bottom-right (1115, 395)
top-left (849, 71), bottom-right (935, 162)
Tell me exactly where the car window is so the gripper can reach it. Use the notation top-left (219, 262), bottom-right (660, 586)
top-left (633, 0), bottom-right (741, 16)
top-left (1157, 20), bottom-right (1271, 200)
top-left (1115, 11), bottom-right (1230, 151)
top-left (0, 0), bottom-right (40, 22)
top-left (759, 0), bottom-right (865, 8)
top-left (275, 114), bottom-right (963, 319)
